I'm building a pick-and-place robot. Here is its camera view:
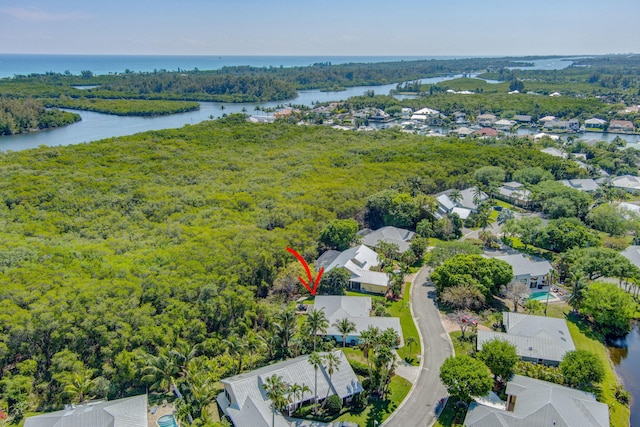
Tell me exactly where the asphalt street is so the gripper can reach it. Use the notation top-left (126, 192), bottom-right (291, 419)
top-left (384, 266), bottom-right (454, 427)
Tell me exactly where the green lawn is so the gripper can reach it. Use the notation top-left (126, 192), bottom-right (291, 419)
top-left (449, 331), bottom-right (476, 356)
top-left (536, 304), bottom-right (630, 427)
top-left (335, 375), bottom-right (412, 427)
top-left (432, 398), bottom-right (466, 427)
top-left (388, 282), bottom-right (422, 364)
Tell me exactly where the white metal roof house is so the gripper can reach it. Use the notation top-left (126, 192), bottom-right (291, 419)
top-left (559, 178), bottom-right (600, 193)
top-left (321, 244), bottom-right (389, 294)
top-left (464, 375), bottom-right (609, 427)
top-left (477, 312), bottom-right (575, 366)
top-left (359, 226), bottom-right (415, 253)
top-left (23, 394), bottom-right (148, 427)
top-left (609, 175), bottom-right (640, 193)
top-left (493, 253), bottom-right (552, 288)
top-left (313, 295), bottom-right (403, 346)
top-left (497, 181), bottom-right (531, 207)
top-left (217, 351), bottom-right (362, 427)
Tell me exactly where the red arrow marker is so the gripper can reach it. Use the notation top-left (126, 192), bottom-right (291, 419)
top-left (286, 247), bottom-right (324, 296)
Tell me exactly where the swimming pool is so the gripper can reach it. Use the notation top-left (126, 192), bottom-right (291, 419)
top-left (529, 291), bottom-right (553, 302)
top-left (157, 415), bottom-right (178, 427)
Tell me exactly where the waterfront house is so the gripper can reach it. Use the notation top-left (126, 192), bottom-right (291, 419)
top-left (217, 350), bottom-right (362, 427)
top-left (477, 113), bottom-right (497, 127)
top-left (494, 119), bottom-right (515, 130)
top-left (513, 114), bottom-right (532, 124)
top-left (473, 127), bottom-right (499, 137)
top-left (358, 226), bottom-right (415, 253)
top-left (464, 375), bottom-right (609, 427)
top-left (493, 253), bottom-right (552, 288)
top-left (24, 395), bottom-right (148, 427)
top-left (609, 119), bottom-right (635, 133)
top-left (477, 312), bottom-right (575, 366)
top-left (585, 117), bottom-right (607, 130)
top-left (313, 295), bottom-right (403, 346)
top-left (318, 245), bottom-right (389, 294)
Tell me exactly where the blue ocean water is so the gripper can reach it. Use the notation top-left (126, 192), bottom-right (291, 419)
top-left (0, 54), bottom-right (471, 78)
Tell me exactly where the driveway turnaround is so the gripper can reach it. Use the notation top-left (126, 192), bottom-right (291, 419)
top-left (384, 266), bottom-right (454, 427)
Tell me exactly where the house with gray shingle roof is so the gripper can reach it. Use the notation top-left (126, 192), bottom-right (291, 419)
top-left (497, 181), bottom-right (531, 207)
top-left (313, 295), bottom-right (403, 346)
top-left (359, 226), bottom-right (415, 253)
top-left (477, 312), bottom-right (575, 366)
top-left (23, 394), bottom-right (148, 427)
top-left (559, 178), bottom-right (600, 193)
top-left (217, 350), bottom-right (362, 427)
top-left (464, 375), bottom-right (609, 427)
top-left (320, 245), bottom-right (389, 294)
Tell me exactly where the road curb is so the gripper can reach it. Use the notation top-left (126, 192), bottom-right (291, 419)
top-left (382, 267), bottom-right (427, 426)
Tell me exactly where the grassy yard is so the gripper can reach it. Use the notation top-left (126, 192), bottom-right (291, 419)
top-left (334, 375), bottom-right (412, 427)
top-left (388, 282), bottom-right (421, 364)
top-left (449, 331), bottom-right (476, 356)
top-left (564, 312), bottom-right (630, 427)
top-left (442, 303), bottom-right (630, 427)
top-left (432, 399), bottom-right (466, 427)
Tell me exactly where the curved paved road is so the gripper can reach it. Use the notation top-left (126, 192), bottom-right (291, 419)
top-left (384, 266), bottom-right (454, 427)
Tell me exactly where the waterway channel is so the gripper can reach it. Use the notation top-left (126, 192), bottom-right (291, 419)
top-left (609, 325), bottom-right (640, 426)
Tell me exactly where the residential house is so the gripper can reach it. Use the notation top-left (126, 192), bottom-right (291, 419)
top-left (585, 117), bottom-right (607, 130)
top-left (494, 119), bottom-right (515, 130)
top-left (534, 132), bottom-right (560, 141)
top-left (368, 109), bottom-right (392, 123)
top-left (477, 113), bottom-right (497, 127)
top-left (609, 119), bottom-right (635, 133)
top-left (319, 245), bottom-right (389, 294)
top-left (454, 126), bottom-right (475, 138)
top-left (453, 111), bottom-right (468, 124)
top-left (493, 253), bottom-right (552, 288)
top-left (473, 128), bottom-right (499, 137)
top-left (559, 178), bottom-right (600, 193)
top-left (358, 226), bottom-right (415, 253)
top-left (621, 245), bottom-right (640, 270)
top-left (218, 351), bottom-right (362, 427)
top-left (609, 175), bottom-right (640, 193)
top-left (313, 295), bottom-right (403, 346)
top-left (619, 202), bottom-right (640, 218)
top-left (24, 395), bottom-right (148, 427)
top-left (541, 146), bottom-right (567, 158)
top-left (464, 375), bottom-right (609, 427)
top-left (543, 119), bottom-right (580, 132)
top-left (513, 114), bottom-right (532, 124)
top-left (436, 187), bottom-right (488, 220)
top-left (477, 312), bottom-right (575, 366)
top-left (538, 115), bottom-right (556, 125)
top-left (496, 181), bottom-right (531, 207)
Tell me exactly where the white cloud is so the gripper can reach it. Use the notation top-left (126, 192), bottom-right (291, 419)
top-left (0, 7), bottom-right (88, 22)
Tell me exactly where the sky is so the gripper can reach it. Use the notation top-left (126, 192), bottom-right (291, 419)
top-left (1, 0), bottom-right (639, 56)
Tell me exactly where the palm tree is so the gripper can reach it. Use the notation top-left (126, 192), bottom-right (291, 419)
top-left (359, 326), bottom-right (381, 377)
top-left (449, 189), bottom-right (462, 205)
top-left (308, 352), bottom-right (323, 413)
top-left (288, 383), bottom-right (302, 414)
top-left (334, 317), bottom-right (356, 348)
top-left (305, 309), bottom-right (329, 351)
top-left (299, 384), bottom-right (311, 410)
top-left (405, 336), bottom-right (417, 358)
top-left (224, 335), bottom-right (247, 374)
top-left (262, 374), bottom-right (288, 427)
top-left (275, 308), bottom-right (298, 358)
top-left (141, 349), bottom-right (180, 394)
top-left (373, 345), bottom-right (396, 398)
top-left (322, 352), bottom-right (342, 401)
top-left (63, 369), bottom-right (98, 403)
